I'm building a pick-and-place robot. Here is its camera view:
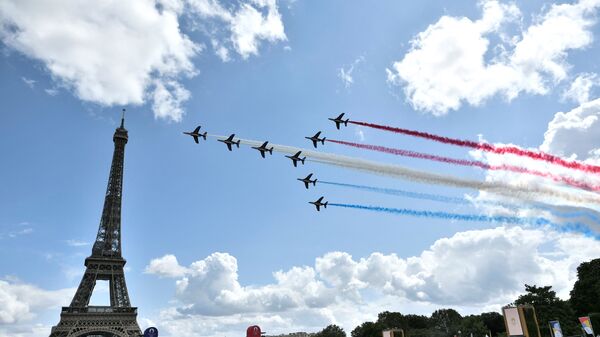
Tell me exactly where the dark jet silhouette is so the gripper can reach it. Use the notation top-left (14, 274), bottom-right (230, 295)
top-left (218, 134), bottom-right (241, 151)
top-left (305, 131), bottom-right (326, 148)
top-left (328, 113), bottom-right (349, 129)
top-left (297, 173), bottom-right (317, 189)
top-left (251, 141), bottom-right (274, 158)
top-left (183, 126), bottom-right (207, 143)
top-left (285, 151), bottom-right (306, 167)
top-left (309, 196), bottom-right (328, 211)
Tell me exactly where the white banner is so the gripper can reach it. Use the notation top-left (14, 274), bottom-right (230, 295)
top-left (505, 307), bottom-right (524, 336)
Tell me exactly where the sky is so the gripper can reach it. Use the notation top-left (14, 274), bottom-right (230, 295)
top-left (2, 0), bottom-right (600, 336)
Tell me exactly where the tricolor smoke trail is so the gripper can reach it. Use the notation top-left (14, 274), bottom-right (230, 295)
top-left (206, 134), bottom-right (600, 206)
top-left (329, 203), bottom-right (599, 239)
top-left (319, 181), bottom-right (600, 225)
top-left (349, 121), bottom-right (600, 175)
top-left (327, 139), bottom-right (600, 193)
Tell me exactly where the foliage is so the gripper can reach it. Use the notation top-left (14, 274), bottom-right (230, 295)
top-left (460, 315), bottom-right (490, 337)
top-left (316, 325), bottom-right (346, 337)
top-left (479, 312), bottom-right (505, 336)
top-left (514, 285), bottom-right (578, 337)
top-left (352, 321), bottom-right (382, 337)
top-left (431, 309), bottom-right (463, 335)
top-left (570, 258), bottom-right (600, 316)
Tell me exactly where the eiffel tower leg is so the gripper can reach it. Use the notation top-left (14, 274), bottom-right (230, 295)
top-left (70, 271), bottom-right (97, 307)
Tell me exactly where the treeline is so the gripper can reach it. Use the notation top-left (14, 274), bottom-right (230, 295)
top-left (313, 259), bottom-right (600, 337)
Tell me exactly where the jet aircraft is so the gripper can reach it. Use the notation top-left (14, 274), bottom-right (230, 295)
top-left (309, 196), bottom-right (328, 211)
top-left (218, 134), bottom-right (241, 151)
top-left (297, 173), bottom-right (317, 189)
top-left (305, 131), bottom-right (326, 148)
top-left (328, 113), bottom-right (349, 129)
top-left (285, 151), bottom-right (306, 167)
top-left (251, 141), bottom-right (274, 158)
top-left (183, 126), bottom-right (207, 143)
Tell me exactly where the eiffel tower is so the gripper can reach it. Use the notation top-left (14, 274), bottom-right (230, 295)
top-left (50, 110), bottom-right (142, 337)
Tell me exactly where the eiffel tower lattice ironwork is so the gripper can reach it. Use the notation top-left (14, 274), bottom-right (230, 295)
top-left (50, 110), bottom-right (142, 337)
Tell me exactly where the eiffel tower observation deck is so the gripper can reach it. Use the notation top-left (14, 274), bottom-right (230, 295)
top-left (50, 110), bottom-right (142, 337)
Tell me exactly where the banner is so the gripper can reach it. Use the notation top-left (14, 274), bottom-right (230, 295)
top-left (580, 317), bottom-right (595, 335)
top-left (504, 307), bottom-right (524, 336)
top-left (549, 321), bottom-right (563, 337)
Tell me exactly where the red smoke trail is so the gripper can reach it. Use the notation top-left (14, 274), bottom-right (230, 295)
top-left (327, 139), bottom-right (600, 193)
top-left (349, 121), bottom-right (600, 175)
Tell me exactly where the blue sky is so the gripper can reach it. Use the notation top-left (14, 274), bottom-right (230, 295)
top-left (2, 1), bottom-right (600, 336)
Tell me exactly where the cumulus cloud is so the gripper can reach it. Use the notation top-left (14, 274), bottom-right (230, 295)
top-left (146, 227), bottom-right (600, 336)
top-left (541, 98), bottom-right (600, 160)
top-left (188, 0), bottom-right (287, 59)
top-left (0, 0), bottom-right (288, 121)
top-left (0, 278), bottom-right (72, 325)
top-left (563, 73), bottom-right (600, 104)
top-left (387, 0), bottom-right (600, 115)
top-left (146, 254), bottom-right (190, 278)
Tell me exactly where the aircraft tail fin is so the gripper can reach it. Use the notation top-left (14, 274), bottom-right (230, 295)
top-left (268, 148), bottom-right (273, 155)
top-left (324, 202), bottom-right (328, 208)
top-left (301, 157), bottom-right (306, 164)
top-left (321, 138), bottom-right (326, 145)
top-left (235, 140), bottom-right (240, 148)
top-left (313, 179), bottom-right (317, 186)
top-left (201, 132), bottom-right (207, 140)
top-left (344, 120), bottom-right (349, 126)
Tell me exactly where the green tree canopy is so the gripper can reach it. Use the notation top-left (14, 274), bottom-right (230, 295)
top-left (316, 325), bottom-right (347, 337)
top-left (352, 321), bottom-right (382, 337)
top-left (480, 312), bottom-right (505, 336)
top-left (514, 284), bottom-right (578, 337)
top-left (431, 309), bottom-right (463, 335)
top-left (570, 258), bottom-right (600, 316)
top-left (460, 315), bottom-right (489, 337)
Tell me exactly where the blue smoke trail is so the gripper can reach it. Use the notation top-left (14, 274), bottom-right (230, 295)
top-left (329, 203), bottom-right (599, 239)
top-left (320, 181), bottom-right (600, 225)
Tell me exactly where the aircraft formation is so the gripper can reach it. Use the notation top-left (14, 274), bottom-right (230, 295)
top-left (183, 113), bottom-right (350, 211)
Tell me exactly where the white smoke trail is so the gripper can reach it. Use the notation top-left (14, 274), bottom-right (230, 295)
top-left (208, 135), bottom-right (600, 207)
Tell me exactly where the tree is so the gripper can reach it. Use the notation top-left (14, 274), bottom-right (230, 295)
top-left (431, 309), bottom-right (462, 336)
top-left (352, 322), bottom-right (382, 337)
top-left (404, 314), bottom-right (430, 330)
top-left (377, 311), bottom-right (405, 330)
top-left (460, 315), bottom-right (489, 337)
top-left (316, 325), bottom-right (346, 337)
top-left (480, 312), bottom-right (505, 337)
top-left (514, 285), bottom-right (578, 337)
top-left (570, 258), bottom-right (600, 316)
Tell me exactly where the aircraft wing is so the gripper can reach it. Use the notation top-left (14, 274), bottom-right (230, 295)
top-left (316, 204), bottom-right (321, 211)
top-left (260, 151), bottom-right (265, 158)
top-left (304, 181), bottom-right (309, 189)
top-left (193, 126), bottom-right (201, 133)
top-left (226, 143), bottom-right (233, 151)
top-left (193, 135), bottom-right (199, 144)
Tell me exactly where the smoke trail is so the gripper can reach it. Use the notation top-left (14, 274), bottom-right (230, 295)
top-left (319, 181), bottom-right (600, 225)
top-left (349, 121), bottom-right (600, 175)
top-left (327, 139), bottom-right (600, 193)
top-left (329, 203), bottom-right (599, 239)
top-left (206, 134), bottom-right (600, 206)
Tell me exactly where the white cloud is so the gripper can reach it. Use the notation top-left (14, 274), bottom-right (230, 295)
top-left (338, 56), bottom-right (364, 89)
top-left (188, 0), bottom-right (287, 59)
top-left (387, 0), bottom-right (600, 115)
top-left (20, 77), bottom-right (35, 89)
top-left (65, 239), bottom-right (89, 247)
top-left (146, 254), bottom-right (190, 278)
top-left (0, 278), bottom-right (72, 324)
top-left (0, 0), bottom-right (199, 122)
top-left (147, 227), bottom-right (600, 337)
top-left (563, 73), bottom-right (599, 104)
top-left (0, 0), bottom-right (288, 122)
top-left (541, 98), bottom-right (600, 160)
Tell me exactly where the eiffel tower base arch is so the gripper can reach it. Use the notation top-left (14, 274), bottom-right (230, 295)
top-left (49, 307), bottom-right (141, 337)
